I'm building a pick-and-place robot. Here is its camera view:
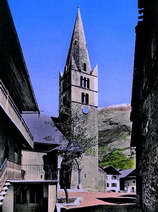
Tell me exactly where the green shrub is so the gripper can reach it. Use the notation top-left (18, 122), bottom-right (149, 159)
top-left (99, 149), bottom-right (135, 170)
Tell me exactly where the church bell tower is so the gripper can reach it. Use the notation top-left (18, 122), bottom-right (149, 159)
top-left (59, 9), bottom-right (99, 191)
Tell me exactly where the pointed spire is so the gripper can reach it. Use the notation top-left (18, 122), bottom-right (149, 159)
top-left (65, 8), bottom-right (91, 73)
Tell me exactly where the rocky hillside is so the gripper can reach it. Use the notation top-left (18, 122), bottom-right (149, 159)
top-left (98, 104), bottom-right (134, 164)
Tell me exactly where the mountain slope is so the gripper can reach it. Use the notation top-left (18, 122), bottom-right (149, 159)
top-left (98, 104), bottom-right (135, 168)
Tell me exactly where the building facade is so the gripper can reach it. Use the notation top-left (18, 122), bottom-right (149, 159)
top-left (131, 0), bottom-right (158, 211)
top-left (0, 0), bottom-right (38, 188)
top-left (120, 169), bottom-right (136, 193)
top-left (0, 1), bottom-right (57, 211)
top-left (103, 166), bottom-right (120, 192)
top-left (58, 9), bottom-right (99, 191)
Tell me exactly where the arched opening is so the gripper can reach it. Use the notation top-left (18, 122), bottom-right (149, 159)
top-left (83, 63), bottom-right (87, 71)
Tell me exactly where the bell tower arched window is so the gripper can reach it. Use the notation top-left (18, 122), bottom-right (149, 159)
top-left (80, 76), bottom-right (90, 89)
top-left (81, 93), bottom-right (89, 105)
top-left (85, 94), bottom-right (89, 104)
top-left (83, 63), bottom-right (87, 71)
top-left (85, 78), bottom-right (90, 89)
top-left (80, 76), bottom-right (84, 87)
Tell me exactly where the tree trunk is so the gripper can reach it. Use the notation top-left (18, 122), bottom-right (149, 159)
top-left (77, 169), bottom-right (81, 189)
top-left (63, 186), bottom-right (69, 203)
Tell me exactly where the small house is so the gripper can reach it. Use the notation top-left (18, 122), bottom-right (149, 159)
top-left (102, 166), bottom-right (120, 192)
top-left (120, 169), bottom-right (136, 193)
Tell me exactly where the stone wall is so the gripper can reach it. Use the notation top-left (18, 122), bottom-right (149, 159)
top-left (70, 103), bottom-right (99, 191)
top-left (131, 1), bottom-right (158, 211)
top-left (97, 168), bottom-right (105, 192)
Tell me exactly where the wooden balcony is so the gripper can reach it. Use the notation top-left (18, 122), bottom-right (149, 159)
top-left (0, 160), bottom-right (22, 191)
top-left (0, 80), bottom-right (33, 148)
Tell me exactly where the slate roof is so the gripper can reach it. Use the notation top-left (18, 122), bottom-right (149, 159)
top-left (102, 166), bottom-right (121, 175)
top-left (22, 113), bottom-right (67, 147)
top-left (119, 169), bottom-right (135, 179)
top-left (65, 9), bottom-right (91, 73)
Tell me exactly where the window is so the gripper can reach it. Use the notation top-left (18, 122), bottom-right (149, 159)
top-left (84, 78), bottom-right (90, 89)
top-left (107, 183), bottom-right (109, 187)
top-left (112, 176), bottom-right (117, 180)
top-left (111, 183), bottom-right (117, 187)
top-left (81, 93), bottom-right (85, 104)
top-left (80, 76), bottom-right (84, 87)
top-left (131, 187), bottom-right (135, 192)
top-left (86, 94), bottom-right (89, 105)
top-left (83, 63), bottom-right (87, 71)
top-left (87, 78), bottom-right (90, 89)
top-left (133, 180), bottom-right (136, 183)
top-left (74, 40), bottom-right (78, 45)
top-left (80, 76), bottom-right (90, 89)
top-left (81, 93), bottom-right (89, 105)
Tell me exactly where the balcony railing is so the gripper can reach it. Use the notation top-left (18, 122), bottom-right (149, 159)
top-left (0, 160), bottom-right (22, 191)
top-left (0, 80), bottom-right (33, 148)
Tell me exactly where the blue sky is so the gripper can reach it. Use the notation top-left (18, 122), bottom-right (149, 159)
top-left (9, 0), bottom-right (138, 116)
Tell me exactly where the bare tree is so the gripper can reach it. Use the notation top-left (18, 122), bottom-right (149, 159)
top-left (55, 106), bottom-right (97, 202)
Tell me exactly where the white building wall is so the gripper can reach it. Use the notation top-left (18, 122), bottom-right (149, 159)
top-left (106, 174), bottom-right (120, 192)
top-left (124, 179), bottom-right (136, 193)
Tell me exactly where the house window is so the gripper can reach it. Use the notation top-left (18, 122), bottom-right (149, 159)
top-left (83, 63), bottom-right (87, 71)
top-left (111, 183), bottom-right (117, 187)
top-left (133, 180), bottom-right (136, 183)
top-left (81, 93), bottom-right (89, 105)
top-left (112, 176), bottom-right (117, 180)
top-left (131, 187), bottom-right (135, 192)
top-left (80, 76), bottom-right (90, 89)
top-left (107, 183), bottom-right (109, 187)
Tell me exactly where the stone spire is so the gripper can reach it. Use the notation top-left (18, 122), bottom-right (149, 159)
top-left (65, 8), bottom-right (91, 73)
